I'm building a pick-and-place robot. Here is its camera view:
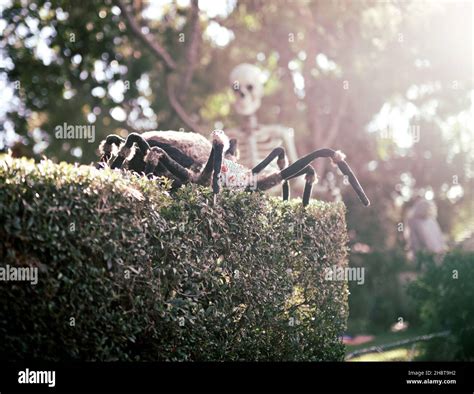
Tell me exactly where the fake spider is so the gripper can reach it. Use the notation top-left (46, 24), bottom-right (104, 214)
top-left (96, 129), bottom-right (370, 207)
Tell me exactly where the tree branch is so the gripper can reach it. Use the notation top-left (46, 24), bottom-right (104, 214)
top-left (116, 0), bottom-right (177, 71)
top-left (117, 0), bottom-right (206, 133)
top-left (166, 74), bottom-right (204, 133)
top-left (179, 0), bottom-right (201, 100)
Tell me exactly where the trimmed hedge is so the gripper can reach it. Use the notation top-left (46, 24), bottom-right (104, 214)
top-left (0, 155), bottom-right (349, 361)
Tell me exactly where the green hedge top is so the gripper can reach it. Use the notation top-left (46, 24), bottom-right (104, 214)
top-left (0, 155), bottom-right (349, 361)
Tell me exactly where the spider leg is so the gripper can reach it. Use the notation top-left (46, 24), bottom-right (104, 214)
top-left (143, 141), bottom-right (216, 185)
top-left (143, 153), bottom-right (183, 189)
top-left (210, 130), bottom-right (227, 197)
top-left (144, 147), bottom-right (191, 181)
top-left (252, 147), bottom-right (288, 174)
top-left (280, 149), bottom-right (370, 206)
top-left (252, 147), bottom-right (290, 200)
top-left (96, 134), bottom-right (124, 168)
top-left (196, 147), bottom-right (215, 186)
top-left (143, 147), bottom-right (162, 176)
top-left (110, 133), bottom-right (151, 170)
top-left (255, 172), bottom-right (285, 192)
top-left (254, 164), bottom-right (316, 206)
top-left (285, 165), bottom-right (317, 206)
top-left (148, 140), bottom-right (195, 168)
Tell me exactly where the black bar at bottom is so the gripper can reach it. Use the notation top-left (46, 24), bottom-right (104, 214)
top-left (1, 362), bottom-right (473, 393)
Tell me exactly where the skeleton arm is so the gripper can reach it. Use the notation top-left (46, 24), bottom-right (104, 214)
top-left (258, 125), bottom-right (299, 164)
top-left (279, 126), bottom-right (298, 164)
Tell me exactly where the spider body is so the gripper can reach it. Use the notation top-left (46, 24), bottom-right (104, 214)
top-left (97, 129), bottom-right (370, 207)
top-left (219, 158), bottom-right (257, 190)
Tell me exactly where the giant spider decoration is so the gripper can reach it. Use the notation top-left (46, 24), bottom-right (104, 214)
top-left (96, 129), bottom-right (370, 207)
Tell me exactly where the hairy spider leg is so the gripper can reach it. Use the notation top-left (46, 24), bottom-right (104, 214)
top-left (210, 130), bottom-right (229, 200)
top-left (143, 145), bottom-right (216, 186)
top-left (280, 149), bottom-right (370, 207)
top-left (285, 165), bottom-right (316, 206)
top-left (212, 142), bottom-right (224, 197)
top-left (110, 133), bottom-right (151, 170)
top-left (96, 134), bottom-right (125, 168)
top-left (144, 147), bottom-right (190, 180)
top-left (251, 147), bottom-right (289, 200)
top-left (147, 140), bottom-right (195, 168)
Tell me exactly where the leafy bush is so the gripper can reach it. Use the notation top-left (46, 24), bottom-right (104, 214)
top-left (0, 155), bottom-right (349, 361)
top-left (347, 250), bottom-right (419, 333)
top-left (408, 250), bottom-right (474, 361)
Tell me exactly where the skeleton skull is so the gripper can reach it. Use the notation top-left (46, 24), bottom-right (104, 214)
top-left (230, 63), bottom-right (264, 116)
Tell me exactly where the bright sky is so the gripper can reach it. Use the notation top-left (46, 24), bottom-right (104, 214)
top-left (142, 0), bottom-right (236, 19)
top-left (143, 0), bottom-right (236, 46)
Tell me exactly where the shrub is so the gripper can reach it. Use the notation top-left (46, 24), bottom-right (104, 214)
top-left (408, 250), bottom-right (474, 361)
top-left (0, 155), bottom-right (349, 361)
top-left (347, 250), bottom-right (419, 333)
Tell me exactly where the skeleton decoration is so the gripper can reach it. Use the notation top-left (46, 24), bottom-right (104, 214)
top-left (227, 63), bottom-right (299, 174)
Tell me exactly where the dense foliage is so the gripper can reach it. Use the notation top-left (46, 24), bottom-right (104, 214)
top-left (0, 155), bottom-right (349, 361)
top-left (347, 250), bottom-right (418, 333)
top-left (408, 250), bottom-right (474, 361)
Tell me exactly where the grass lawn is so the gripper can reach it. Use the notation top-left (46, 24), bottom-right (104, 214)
top-left (345, 328), bottom-right (425, 361)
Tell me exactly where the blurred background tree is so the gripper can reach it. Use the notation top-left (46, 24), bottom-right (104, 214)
top-left (0, 0), bottom-right (472, 334)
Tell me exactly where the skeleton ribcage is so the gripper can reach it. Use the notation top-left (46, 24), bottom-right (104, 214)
top-left (226, 126), bottom-right (297, 172)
